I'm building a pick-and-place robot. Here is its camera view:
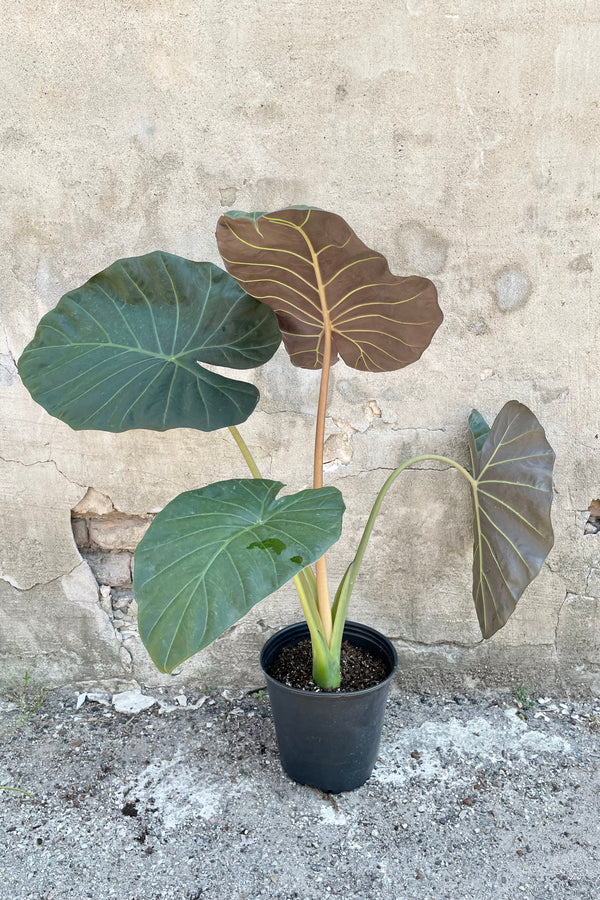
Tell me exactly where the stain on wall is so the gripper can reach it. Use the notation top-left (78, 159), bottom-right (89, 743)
top-left (392, 222), bottom-right (449, 276)
top-left (493, 267), bottom-right (532, 312)
top-left (569, 252), bottom-right (593, 273)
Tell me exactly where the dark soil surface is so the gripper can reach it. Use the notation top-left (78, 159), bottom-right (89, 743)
top-left (1, 684), bottom-right (600, 899)
top-left (267, 639), bottom-right (390, 691)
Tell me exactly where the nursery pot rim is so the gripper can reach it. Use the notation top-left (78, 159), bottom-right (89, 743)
top-left (259, 619), bottom-right (398, 697)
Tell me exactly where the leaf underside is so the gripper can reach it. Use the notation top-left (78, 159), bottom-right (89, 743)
top-left (216, 207), bottom-right (443, 372)
top-left (134, 479), bottom-right (345, 672)
top-left (468, 401), bottom-right (555, 638)
top-left (18, 252), bottom-right (281, 433)
top-left (468, 408), bottom-right (490, 455)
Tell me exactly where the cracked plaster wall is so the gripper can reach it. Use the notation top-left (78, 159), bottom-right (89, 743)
top-left (1, 1), bottom-right (599, 694)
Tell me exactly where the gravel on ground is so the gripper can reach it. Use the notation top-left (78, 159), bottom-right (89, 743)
top-left (1, 682), bottom-right (599, 900)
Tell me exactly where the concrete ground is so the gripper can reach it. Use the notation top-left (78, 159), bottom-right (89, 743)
top-left (1, 681), bottom-right (599, 900)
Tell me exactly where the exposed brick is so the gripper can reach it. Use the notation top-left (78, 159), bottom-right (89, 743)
top-left (84, 550), bottom-right (132, 587)
top-left (87, 514), bottom-right (153, 552)
top-left (111, 589), bottom-right (134, 609)
top-left (71, 517), bottom-right (90, 548)
top-left (112, 591), bottom-right (138, 623)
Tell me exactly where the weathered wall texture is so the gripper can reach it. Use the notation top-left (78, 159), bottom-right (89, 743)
top-left (1, 1), bottom-right (599, 694)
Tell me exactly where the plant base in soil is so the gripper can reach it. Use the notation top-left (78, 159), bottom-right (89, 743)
top-left (267, 639), bottom-right (389, 692)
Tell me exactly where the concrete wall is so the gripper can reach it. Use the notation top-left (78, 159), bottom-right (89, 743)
top-left (2, 1), bottom-right (599, 695)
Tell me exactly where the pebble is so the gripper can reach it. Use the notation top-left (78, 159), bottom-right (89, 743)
top-left (76, 692), bottom-right (111, 710)
top-left (222, 689), bottom-right (245, 702)
top-left (112, 691), bottom-right (157, 714)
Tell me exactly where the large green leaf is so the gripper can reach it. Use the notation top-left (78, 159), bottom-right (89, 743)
top-left (216, 207), bottom-right (442, 372)
top-left (468, 401), bottom-right (555, 638)
top-left (18, 252), bottom-right (281, 432)
top-left (134, 479), bottom-right (345, 672)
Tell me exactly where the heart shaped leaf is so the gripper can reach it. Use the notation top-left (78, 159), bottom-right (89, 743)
top-left (216, 207), bottom-right (442, 371)
top-left (468, 401), bottom-right (555, 638)
top-left (134, 479), bottom-right (345, 672)
top-left (18, 252), bottom-right (281, 432)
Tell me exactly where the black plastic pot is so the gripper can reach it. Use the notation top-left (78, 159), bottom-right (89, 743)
top-left (260, 620), bottom-right (398, 793)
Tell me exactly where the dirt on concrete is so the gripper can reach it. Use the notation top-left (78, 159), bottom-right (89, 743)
top-left (1, 681), bottom-right (599, 900)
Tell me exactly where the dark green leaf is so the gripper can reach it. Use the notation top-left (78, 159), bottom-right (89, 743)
top-left (468, 402), bottom-right (555, 638)
top-left (468, 409), bottom-right (490, 456)
top-left (18, 252), bottom-right (281, 432)
top-left (134, 479), bottom-right (345, 672)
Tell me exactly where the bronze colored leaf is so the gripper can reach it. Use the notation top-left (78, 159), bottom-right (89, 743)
top-left (587, 499), bottom-right (600, 517)
top-left (468, 402), bottom-right (555, 639)
top-left (216, 207), bottom-right (442, 371)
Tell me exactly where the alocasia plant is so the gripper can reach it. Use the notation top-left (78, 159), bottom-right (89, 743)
top-left (18, 207), bottom-right (555, 690)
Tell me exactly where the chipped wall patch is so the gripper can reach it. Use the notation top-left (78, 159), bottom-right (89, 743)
top-left (72, 488), bottom-right (155, 673)
top-left (0, 354), bottom-right (19, 387)
top-left (323, 432), bottom-right (353, 466)
top-left (366, 399), bottom-right (382, 421)
top-left (584, 500), bottom-right (600, 535)
top-left (219, 186), bottom-right (237, 206)
top-left (72, 487), bottom-right (115, 517)
top-left (494, 267), bottom-right (532, 312)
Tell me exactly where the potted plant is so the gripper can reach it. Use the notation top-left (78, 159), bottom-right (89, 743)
top-left (18, 207), bottom-right (555, 792)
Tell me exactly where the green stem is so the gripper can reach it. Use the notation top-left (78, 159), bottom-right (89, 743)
top-left (228, 425), bottom-right (326, 648)
top-left (0, 785), bottom-right (34, 799)
top-left (229, 425), bottom-right (262, 479)
top-left (330, 455), bottom-right (475, 654)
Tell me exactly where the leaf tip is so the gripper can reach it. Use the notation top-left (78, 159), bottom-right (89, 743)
top-left (468, 408), bottom-right (490, 455)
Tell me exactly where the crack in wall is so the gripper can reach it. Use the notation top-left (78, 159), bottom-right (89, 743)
top-left (1, 558), bottom-right (132, 675)
top-left (554, 593), bottom-right (570, 647)
top-left (552, 592), bottom-right (572, 697)
top-left (390, 635), bottom-right (484, 652)
top-left (388, 426), bottom-right (448, 435)
top-left (584, 568), bottom-right (599, 594)
top-left (0, 563), bottom-right (82, 593)
top-left (0, 454), bottom-right (86, 490)
top-left (331, 462), bottom-right (454, 482)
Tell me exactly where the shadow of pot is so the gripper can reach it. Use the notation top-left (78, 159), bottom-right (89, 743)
top-left (260, 620), bottom-right (398, 793)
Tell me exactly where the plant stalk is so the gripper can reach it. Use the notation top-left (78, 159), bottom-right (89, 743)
top-left (331, 454), bottom-right (476, 653)
top-left (228, 425), bottom-right (326, 650)
top-left (308, 238), bottom-right (334, 646)
top-left (313, 352), bottom-right (333, 643)
top-left (229, 425), bottom-right (262, 479)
